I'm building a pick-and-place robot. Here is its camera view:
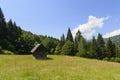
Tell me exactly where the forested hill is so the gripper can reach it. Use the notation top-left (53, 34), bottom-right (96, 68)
top-left (0, 8), bottom-right (60, 54)
top-left (104, 35), bottom-right (120, 47)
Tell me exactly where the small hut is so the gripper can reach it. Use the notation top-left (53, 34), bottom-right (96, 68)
top-left (31, 44), bottom-right (47, 59)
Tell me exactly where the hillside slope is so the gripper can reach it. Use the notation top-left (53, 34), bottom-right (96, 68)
top-left (105, 35), bottom-right (120, 46)
top-left (0, 55), bottom-right (120, 80)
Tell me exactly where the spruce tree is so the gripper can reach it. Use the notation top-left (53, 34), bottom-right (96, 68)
top-left (0, 8), bottom-right (7, 48)
top-left (97, 33), bottom-right (105, 59)
top-left (61, 34), bottom-right (65, 42)
top-left (75, 30), bottom-right (82, 43)
top-left (74, 30), bottom-right (82, 54)
top-left (60, 34), bottom-right (65, 46)
top-left (66, 28), bottom-right (73, 42)
top-left (105, 39), bottom-right (116, 58)
top-left (90, 36), bottom-right (98, 58)
top-left (0, 8), bottom-right (5, 21)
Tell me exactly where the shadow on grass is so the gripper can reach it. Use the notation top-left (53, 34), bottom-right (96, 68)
top-left (46, 57), bottom-right (53, 60)
top-left (34, 57), bottom-right (53, 60)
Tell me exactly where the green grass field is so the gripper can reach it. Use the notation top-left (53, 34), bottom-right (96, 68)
top-left (0, 55), bottom-right (120, 80)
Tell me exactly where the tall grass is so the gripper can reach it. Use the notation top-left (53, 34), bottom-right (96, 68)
top-left (0, 55), bottom-right (120, 80)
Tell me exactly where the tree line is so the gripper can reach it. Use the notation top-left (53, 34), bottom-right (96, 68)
top-left (54, 28), bottom-right (120, 62)
top-left (0, 8), bottom-right (120, 62)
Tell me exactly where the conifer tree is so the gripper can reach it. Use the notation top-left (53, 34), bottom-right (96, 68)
top-left (0, 8), bottom-right (5, 21)
top-left (61, 34), bottom-right (65, 42)
top-left (90, 36), bottom-right (98, 58)
top-left (97, 33), bottom-right (105, 59)
top-left (60, 34), bottom-right (66, 46)
top-left (0, 8), bottom-right (7, 48)
top-left (74, 30), bottom-right (82, 54)
top-left (105, 39), bottom-right (116, 58)
top-left (66, 28), bottom-right (73, 42)
top-left (75, 30), bottom-right (82, 43)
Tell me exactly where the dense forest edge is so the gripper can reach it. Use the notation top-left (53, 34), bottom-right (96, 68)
top-left (0, 8), bottom-right (120, 62)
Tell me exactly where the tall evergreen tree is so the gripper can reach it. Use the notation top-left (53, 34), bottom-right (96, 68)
top-left (0, 8), bottom-right (5, 21)
top-left (97, 33), bottom-right (105, 59)
top-left (0, 8), bottom-right (7, 48)
top-left (7, 19), bottom-right (14, 42)
top-left (75, 30), bottom-right (82, 43)
top-left (61, 34), bottom-right (65, 42)
top-left (66, 28), bottom-right (73, 42)
top-left (90, 36), bottom-right (98, 58)
top-left (7, 20), bottom-right (22, 40)
top-left (74, 30), bottom-right (82, 55)
top-left (105, 39), bottom-right (116, 58)
top-left (60, 34), bottom-right (65, 46)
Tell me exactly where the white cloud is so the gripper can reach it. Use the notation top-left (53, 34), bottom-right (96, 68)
top-left (72, 16), bottom-right (109, 39)
top-left (103, 29), bottom-right (120, 38)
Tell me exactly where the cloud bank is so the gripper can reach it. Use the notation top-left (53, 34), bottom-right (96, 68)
top-left (72, 16), bottom-right (109, 39)
top-left (103, 29), bottom-right (120, 38)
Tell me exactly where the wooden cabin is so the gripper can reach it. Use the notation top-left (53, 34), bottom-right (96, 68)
top-left (31, 44), bottom-right (47, 59)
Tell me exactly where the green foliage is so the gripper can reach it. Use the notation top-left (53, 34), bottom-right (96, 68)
top-left (7, 20), bottom-right (22, 42)
top-left (76, 37), bottom-right (88, 57)
top-left (104, 57), bottom-right (120, 63)
top-left (97, 33), bottom-right (105, 59)
top-left (66, 28), bottom-right (73, 42)
top-left (2, 50), bottom-right (14, 55)
top-left (42, 37), bottom-right (59, 54)
top-left (55, 43), bottom-right (62, 55)
top-left (74, 30), bottom-right (82, 54)
top-left (0, 8), bottom-right (7, 48)
top-left (75, 30), bottom-right (82, 43)
top-left (15, 31), bottom-right (36, 54)
top-left (103, 57), bottom-right (110, 61)
top-left (116, 47), bottom-right (120, 58)
top-left (61, 40), bottom-right (74, 56)
top-left (90, 36), bottom-right (98, 58)
top-left (112, 57), bottom-right (120, 62)
top-left (105, 39), bottom-right (116, 58)
top-left (0, 8), bottom-right (4, 20)
top-left (61, 34), bottom-right (65, 42)
top-left (50, 48), bottom-right (54, 54)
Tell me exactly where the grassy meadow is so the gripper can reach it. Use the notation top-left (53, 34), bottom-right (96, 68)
top-left (0, 55), bottom-right (120, 80)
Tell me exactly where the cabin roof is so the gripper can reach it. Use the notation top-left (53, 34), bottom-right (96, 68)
top-left (31, 44), bottom-right (46, 53)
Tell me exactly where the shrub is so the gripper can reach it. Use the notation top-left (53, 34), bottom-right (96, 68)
top-left (114, 57), bottom-right (120, 62)
top-left (110, 57), bottom-right (115, 62)
top-left (103, 57), bottom-right (110, 61)
top-left (108, 57), bottom-right (120, 63)
top-left (2, 50), bottom-right (14, 55)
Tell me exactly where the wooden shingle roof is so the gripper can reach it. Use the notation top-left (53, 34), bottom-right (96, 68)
top-left (31, 44), bottom-right (46, 53)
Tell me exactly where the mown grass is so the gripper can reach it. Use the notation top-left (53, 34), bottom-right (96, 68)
top-left (0, 55), bottom-right (120, 80)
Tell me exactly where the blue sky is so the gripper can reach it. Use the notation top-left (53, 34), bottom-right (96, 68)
top-left (0, 0), bottom-right (120, 39)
